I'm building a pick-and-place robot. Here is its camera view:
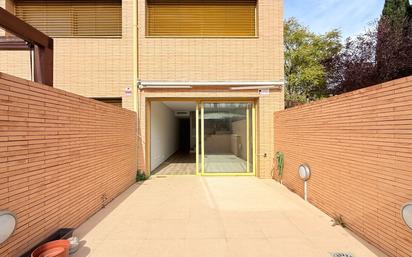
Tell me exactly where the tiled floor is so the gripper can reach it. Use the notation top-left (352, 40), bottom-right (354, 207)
top-left (152, 152), bottom-right (196, 175)
top-left (204, 154), bottom-right (247, 173)
top-left (152, 152), bottom-right (249, 175)
top-left (73, 176), bottom-right (387, 257)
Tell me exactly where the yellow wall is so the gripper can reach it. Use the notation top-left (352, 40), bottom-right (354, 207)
top-left (137, 0), bottom-right (284, 82)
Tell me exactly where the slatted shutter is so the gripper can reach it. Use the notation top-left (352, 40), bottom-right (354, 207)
top-left (15, 0), bottom-right (122, 37)
top-left (147, 0), bottom-right (256, 37)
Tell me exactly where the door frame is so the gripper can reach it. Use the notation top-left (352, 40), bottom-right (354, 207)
top-left (198, 100), bottom-right (256, 176)
top-left (145, 98), bottom-right (257, 177)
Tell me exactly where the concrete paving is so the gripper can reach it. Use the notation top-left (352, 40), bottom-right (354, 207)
top-left (73, 176), bottom-right (387, 257)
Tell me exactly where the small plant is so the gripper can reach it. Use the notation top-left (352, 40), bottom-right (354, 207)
top-left (136, 170), bottom-right (147, 182)
top-left (275, 152), bottom-right (284, 183)
top-left (101, 193), bottom-right (108, 208)
top-left (331, 214), bottom-right (346, 228)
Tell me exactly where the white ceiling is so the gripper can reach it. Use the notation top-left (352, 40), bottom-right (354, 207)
top-left (162, 101), bottom-right (197, 111)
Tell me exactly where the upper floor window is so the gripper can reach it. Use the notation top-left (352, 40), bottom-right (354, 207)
top-left (146, 0), bottom-right (257, 37)
top-left (14, 0), bottom-right (122, 37)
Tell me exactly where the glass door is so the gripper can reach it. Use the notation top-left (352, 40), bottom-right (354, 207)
top-left (199, 101), bottom-right (255, 175)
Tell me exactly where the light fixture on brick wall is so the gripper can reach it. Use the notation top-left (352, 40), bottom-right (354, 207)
top-left (298, 164), bottom-right (311, 201)
top-left (0, 210), bottom-right (17, 244)
top-left (401, 202), bottom-right (412, 230)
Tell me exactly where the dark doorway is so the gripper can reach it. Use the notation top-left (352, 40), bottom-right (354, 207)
top-left (179, 118), bottom-right (190, 153)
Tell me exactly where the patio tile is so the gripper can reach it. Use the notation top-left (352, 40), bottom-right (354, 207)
top-left (226, 238), bottom-right (280, 257)
top-left (183, 239), bottom-right (231, 257)
top-left (186, 220), bottom-right (225, 239)
top-left (73, 176), bottom-right (387, 257)
top-left (135, 239), bottom-right (185, 257)
top-left (223, 219), bottom-right (266, 239)
top-left (258, 218), bottom-right (304, 239)
top-left (146, 220), bottom-right (188, 239)
top-left (267, 238), bottom-right (322, 257)
top-left (93, 239), bottom-right (141, 257)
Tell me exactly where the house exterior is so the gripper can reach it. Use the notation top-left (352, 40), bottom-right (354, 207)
top-left (0, 0), bottom-right (284, 178)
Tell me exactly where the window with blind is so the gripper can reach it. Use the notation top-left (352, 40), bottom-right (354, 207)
top-left (146, 0), bottom-right (257, 37)
top-left (14, 0), bottom-right (122, 37)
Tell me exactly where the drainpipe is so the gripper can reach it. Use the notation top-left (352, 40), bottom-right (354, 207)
top-left (132, 0), bottom-right (138, 113)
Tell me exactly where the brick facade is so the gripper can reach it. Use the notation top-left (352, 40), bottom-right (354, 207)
top-left (0, 73), bottom-right (138, 257)
top-left (137, 0), bottom-right (284, 82)
top-left (273, 76), bottom-right (412, 257)
top-left (0, 0), bottom-right (284, 112)
top-left (0, 0), bottom-right (136, 111)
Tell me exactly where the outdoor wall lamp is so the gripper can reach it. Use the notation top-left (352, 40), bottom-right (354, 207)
top-left (401, 202), bottom-right (412, 231)
top-left (0, 210), bottom-right (17, 244)
top-left (298, 164), bottom-right (311, 201)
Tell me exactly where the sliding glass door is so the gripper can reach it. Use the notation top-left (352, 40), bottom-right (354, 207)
top-left (197, 101), bottom-right (255, 175)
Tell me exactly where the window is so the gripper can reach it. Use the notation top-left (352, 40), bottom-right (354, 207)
top-left (15, 0), bottom-right (122, 37)
top-left (147, 0), bottom-right (257, 37)
top-left (93, 97), bottom-right (122, 107)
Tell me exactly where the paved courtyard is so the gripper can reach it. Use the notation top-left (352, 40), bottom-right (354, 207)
top-left (73, 176), bottom-right (387, 257)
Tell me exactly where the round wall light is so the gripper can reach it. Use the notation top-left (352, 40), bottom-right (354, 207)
top-left (401, 202), bottom-right (412, 230)
top-left (0, 211), bottom-right (17, 244)
top-left (298, 164), bottom-right (311, 181)
top-left (298, 164), bottom-right (311, 201)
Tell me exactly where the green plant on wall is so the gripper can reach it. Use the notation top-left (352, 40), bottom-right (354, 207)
top-left (275, 152), bottom-right (284, 183)
top-left (136, 170), bottom-right (147, 182)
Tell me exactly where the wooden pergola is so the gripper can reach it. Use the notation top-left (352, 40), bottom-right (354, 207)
top-left (0, 7), bottom-right (53, 86)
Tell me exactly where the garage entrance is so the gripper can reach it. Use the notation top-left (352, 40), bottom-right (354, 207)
top-left (148, 100), bottom-right (256, 176)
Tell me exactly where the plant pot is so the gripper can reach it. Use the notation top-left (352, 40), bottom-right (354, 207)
top-left (31, 240), bottom-right (69, 257)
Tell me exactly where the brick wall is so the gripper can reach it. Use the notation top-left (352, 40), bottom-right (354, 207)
top-left (0, 73), bottom-right (138, 257)
top-left (273, 76), bottom-right (412, 257)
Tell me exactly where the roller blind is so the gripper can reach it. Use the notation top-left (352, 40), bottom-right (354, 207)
top-left (15, 0), bottom-right (122, 37)
top-left (147, 0), bottom-right (256, 37)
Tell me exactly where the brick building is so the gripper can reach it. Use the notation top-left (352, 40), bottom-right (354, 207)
top-left (0, 0), bottom-right (284, 178)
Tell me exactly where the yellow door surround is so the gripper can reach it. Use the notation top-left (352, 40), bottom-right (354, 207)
top-left (146, 98), bottom-right (257, 177)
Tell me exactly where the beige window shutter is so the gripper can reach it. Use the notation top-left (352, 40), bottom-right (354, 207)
top-left (147, 0), bottom-right (256, 37)
top-left (15, 0), bottom-right (122, 37)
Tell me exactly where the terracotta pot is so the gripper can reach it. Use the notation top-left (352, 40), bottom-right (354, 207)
top-left (31, 240), bottom-right (69, 257)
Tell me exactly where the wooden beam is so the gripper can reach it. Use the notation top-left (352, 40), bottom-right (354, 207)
top-left (0, 8), bottom-right (52, 48)
top-left (33, 44), bottom-right (53, 86)
top-left (0, 7), bottom-right (53, 86)
top-left (0, 36), bottom-right (30, 50)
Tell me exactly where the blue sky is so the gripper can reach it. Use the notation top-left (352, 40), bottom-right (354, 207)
top-left (284, 0), bottom-right (401, 39)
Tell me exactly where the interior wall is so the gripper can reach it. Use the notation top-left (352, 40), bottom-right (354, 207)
top-left (204, 134), bottom-right (231, 153)
top-left (150, 102), bottom-right (179, 171)
top-left (232, 120), bottom-right (247, 160)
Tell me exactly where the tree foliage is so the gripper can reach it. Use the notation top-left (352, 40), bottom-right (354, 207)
top-left (376, 0), bottom-right (412, 81)
top-left (285, 1), bottom-right (412, 101)
top-left (284, 18), bottom-right (341, 102)
top-left (326, 0), bottom-right (412, 94)
top-left (325, 26), bottom-right (380, 94)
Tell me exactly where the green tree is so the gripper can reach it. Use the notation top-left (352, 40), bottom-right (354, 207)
top-left (376, 0), bottom-right (412, 80)
top-left (284, 18), bottom-right (341, 103)
top-left (381, 0), bottom-right (411, 24)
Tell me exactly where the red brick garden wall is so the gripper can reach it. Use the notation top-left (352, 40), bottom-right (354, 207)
top-left (274, 76), bottom-right (412, 257)
top-left (0, 73), bottom-right (138, 256)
